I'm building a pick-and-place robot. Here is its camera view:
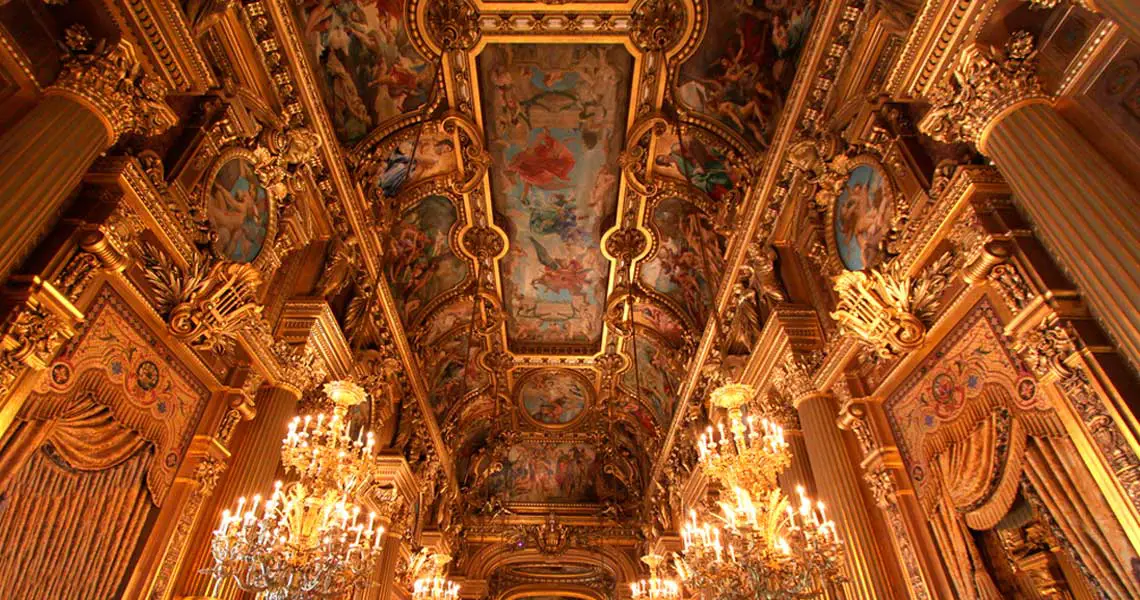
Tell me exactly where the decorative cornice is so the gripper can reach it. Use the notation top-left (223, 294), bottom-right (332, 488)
top-left (101, 0), bottom-right (218, 93)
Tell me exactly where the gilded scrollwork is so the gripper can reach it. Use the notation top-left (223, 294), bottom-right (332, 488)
top-left (48, 39), bottom-right (177, 142)
top-left (139, 242), bottom-right (263, 355)
top-left (630, 0), bottom-right (687, 53)
top-left (918, 31), bottom-right (1049, 148)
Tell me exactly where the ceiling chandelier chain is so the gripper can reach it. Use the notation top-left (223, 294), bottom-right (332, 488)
top-left (204, 381), bottom-right (396, 600)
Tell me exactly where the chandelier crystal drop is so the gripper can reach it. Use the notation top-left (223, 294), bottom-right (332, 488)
top-left (631, 553), bottom-right (681, 600)
top-left (675, 383), bottom-right (845, 599)
top-left (205, 381), bottom-right (394, 600)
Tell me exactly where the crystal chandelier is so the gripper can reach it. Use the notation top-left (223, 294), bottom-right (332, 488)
top-left (631, 553), bottom-right (681, 600)
top-left (205, 381), bottom-right (394, 600)
top-left (410, 551), bottom-right (461, 600)
top-left (675, 383), bottom-right (845, 599)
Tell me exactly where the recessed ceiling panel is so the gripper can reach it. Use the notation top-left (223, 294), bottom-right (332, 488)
top-left (478, 44), bottom-right (633, 353)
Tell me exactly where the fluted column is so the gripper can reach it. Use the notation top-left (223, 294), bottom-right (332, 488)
top-left (796, 391), bottom-right (897, 599)
top-left (0, 39), bottom-right (174, 283)
top-left (174, 385), bottom-right (301, 599)
top-left (920, 33), bottom-right (1140, 372)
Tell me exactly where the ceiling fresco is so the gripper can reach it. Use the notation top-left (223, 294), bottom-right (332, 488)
top-left (676, 0), bottom-right (817, 151)
top-left (479, 44), bottom-right (633, 353)
top-left (385, 194), bottom-right (468, 324)
top-left (638, 196), bottom-right (723, 327)
top-left (299, 0), bottom-right (436, 143)
top-left (293, 0), bottom-right (822, 512)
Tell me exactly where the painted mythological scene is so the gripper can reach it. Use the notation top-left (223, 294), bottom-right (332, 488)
top-left (479, 44), bottom-right (633, 350)
top-left (518, 370), bottom-right (590, 426)
top-left (640, 197), bottom-right (721, 325)
top-left (376, 128), bottom-right (458, 198)
top-left (385, 195), bottom-right (468, 324)
top-left (652, 130), bottom-right (742, 203)
top-left (300, 0), bottom-right (435, 143)
top-left (621, 331), bottom-right (682, 427)
top-left (420, 331), bottom-right (489, 418)
top-left (833, 164), bottom-right (893, 271)
top-left (207, 157), bottom-right (271, 263)
top-left (486, 441), bottom-right (604, 503)
top-left (676, 0), bottom-right (816, 151)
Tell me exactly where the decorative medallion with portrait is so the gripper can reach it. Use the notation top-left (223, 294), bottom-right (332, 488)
top-left (833, 162), bottom-right (894, 271)
top-left (206, 155), bottom-right (272, 263)
top-left (517, 369), bottom-right (592, 428)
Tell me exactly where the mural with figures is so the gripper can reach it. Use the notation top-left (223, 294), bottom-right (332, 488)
top-left (621, 330), bottom-right (682, 427)
top-left (834, 164), bottom-right (893, 271)
top-left (420, 329), bottom-right (488, 417)
top-left (640, 197), bottom-right (720, 324)
top-left (652, 129), bottom-right (741, 203)
top-left (299, 0), bottom-right (435, 143)
top-left (676, 0), bottom-right (816, 151)
top-left (486, 441), bottom-right (606, 503)
top-left (207, 157), bottom-right (271, 263)
top-left (479, 44), bottom-right (633, 350)
top-left (385, 195), bottom-right (468, 324)
top-left (518, 370), bottom-right (591, 426)
top-left (376, 128), bottom-right (458, 198)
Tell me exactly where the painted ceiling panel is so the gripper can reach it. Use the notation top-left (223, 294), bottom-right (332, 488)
top-left (639, 197), bottom-right (719, 326)
top-left (299, 0), bottom-right (435, 144)
top-left (676, 0), bottom-right (817, 151)
top-left (478, 44), bottom-right (632, 353)
top-left (385, 194), bottom-right (468, 326)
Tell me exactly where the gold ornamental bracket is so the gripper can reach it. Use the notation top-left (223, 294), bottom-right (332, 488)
top-left (830, 252), bottom-right (955, 358)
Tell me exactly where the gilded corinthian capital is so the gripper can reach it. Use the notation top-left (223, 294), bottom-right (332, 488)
top-left (46, 40), bottom-right (178, 143)
top-left (918, 31), bottom-right (1050, 150)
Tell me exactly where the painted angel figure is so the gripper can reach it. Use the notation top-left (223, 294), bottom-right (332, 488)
top-left (528, 237), bottom-right (592, 299)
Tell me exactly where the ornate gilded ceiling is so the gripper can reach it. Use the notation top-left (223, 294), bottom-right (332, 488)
top-left (290, 0), bottom-right (817, 512)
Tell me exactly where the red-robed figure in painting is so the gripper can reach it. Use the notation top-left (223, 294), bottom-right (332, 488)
top-left (507, 129), bottom-right (576, 201)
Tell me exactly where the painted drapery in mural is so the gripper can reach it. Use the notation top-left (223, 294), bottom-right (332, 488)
top-left (479, 43), bottom-right (632, 351)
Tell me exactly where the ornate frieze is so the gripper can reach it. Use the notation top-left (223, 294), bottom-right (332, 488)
top-left (918, 32), bottom-right (1050, 149)
top-left (48, 40), bottom-right (177, 142)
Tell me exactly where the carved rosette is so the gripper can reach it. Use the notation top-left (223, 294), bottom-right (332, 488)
top-left (425, 0), bottom-right (480, 51)
top-left (461, 226), bottom-right (505, 260)
top-left (48, 40), bottom-right (177, 142)
top-left (918, 32), bottom-right (1049, 149)
top-left (630, 0), bottom-right (686, 52)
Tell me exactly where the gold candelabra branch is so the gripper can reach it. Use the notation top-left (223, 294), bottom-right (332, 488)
top-left (631, 553), bottom-right (681, 600)
top-left (678, 382), bottom-right (846, 599)
top-left (205, 379), bottom-right (396, 600)
top-left (410, 550), bottom-right (460, 600)
top-left (699, 384), bottom-right (790, 498)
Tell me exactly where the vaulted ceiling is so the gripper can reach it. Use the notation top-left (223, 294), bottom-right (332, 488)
top-left (293, 0), bottom-right (817, 515)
